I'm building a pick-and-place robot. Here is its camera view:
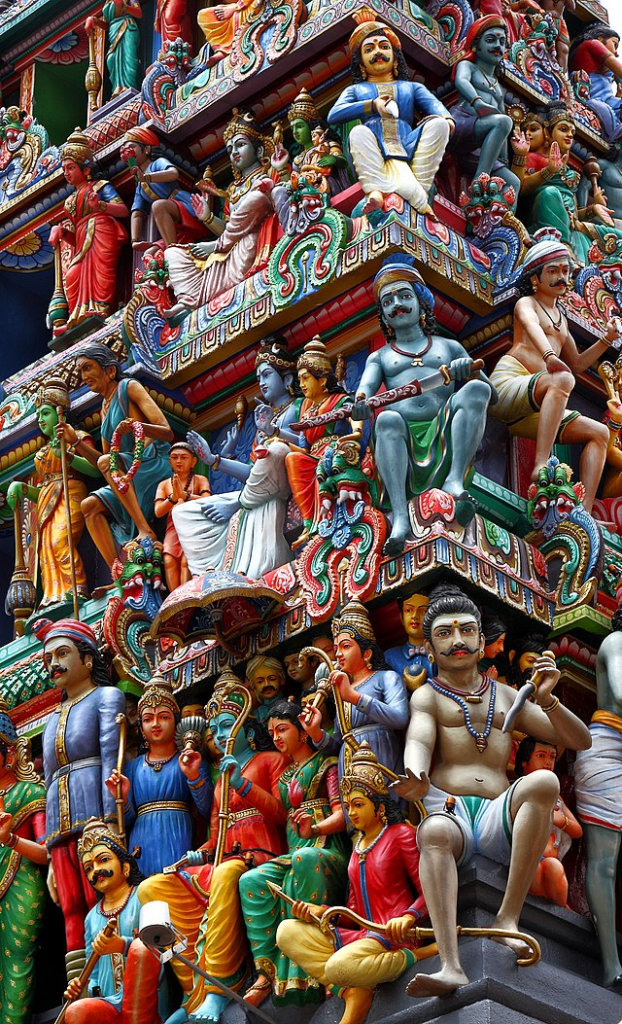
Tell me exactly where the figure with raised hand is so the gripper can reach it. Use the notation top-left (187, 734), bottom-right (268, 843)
top-left (154, 441), bottom-right (211, 592)
top-left (6, 379), bottom-right (98, 608)
top-left (57, 343), bottom-right (173, 570)
top-left (514, 736), bottom-right (582, 909)
top-left (327, 8), bottom-right (453, 216)
top-left (352, 256), bottom-right (495, 553)
top-left (276, 742), bottom-right (427, 1024)
top-left (490, 229), bottom-right (619, 511)
top-left (0, 702), bottom-right (47, 1024)
top-left (106, 684), bottom-right (212, 878)
top-left (392, 583), bottom-right (590, 998)
top-left (35, 618), bottom-right (125, 982)
top-left (239, 700), bottom-right (348, 1007)
top-left (62, 818), bottom-right (161, 1023)
top-left (303, 599), bottom-right (408, 794)
top-left (137, 674), bottom-right (288, 1022)
top-left (287, 88), bottom-right (349, 197)
top-left (449, 17), bottom-right (527, 204)
top-left (172, 336), bottom-right (301, 577)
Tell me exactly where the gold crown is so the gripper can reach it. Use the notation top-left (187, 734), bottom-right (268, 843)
top-left (223, 108), bottom-right (264, 146)
top-left (205, 672), bottom-right (252, 721)
top-left (297, 336), bottom-right (332, 377)
top-left (34, 376), bottom-right (71, 412)
top-left (138, 682), bottom-right (180, 719)
top-left (287, 88), bottom-right (319, 125)
top-left (77, 817), bottom-right (122, 858)
top-left (332, 599), bottom-right (376, 645)
top-left (60, 127), bottom-right (93, 167)
top-left (340, 741), bottom-right (388, 800)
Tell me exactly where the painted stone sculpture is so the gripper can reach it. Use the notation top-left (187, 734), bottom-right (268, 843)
top-left (384, 591), bottom-right (435, 690)
top-left (514, 736), bottom-right (582, 909)
top-left (450, 17), bottom-right (527, 205)
top-left (58, 343), bottom-right (173, 570)
top-left (245, 654), bottom-right (286, 722)
top-left (165, 109), bottom-right (288, 318)
top-left (327, 8), bottom-right (453, 216)
top-left (239, 700), bottom-right (348, 1006)
top-left (0, 702), bottom-right (47, 1024)
top-left (197, 0), bottom-right (255, 62)
top-left (276, 741), bottom-right (427, 1024)
top-left (62, 819), bottom-right (161, 1023)
top-left (490, 229), bottom-right (619, 511)
top-left (137, 676), bottom-right (288, 1022)
top-left (574, 606), bottom-right (622, 987)
top-left (570, 22), bottom-right (622, 127)
top-left (36, 618), bottom-right (125, 978)
top-left (352, 257), bottom-right (495, 553)
top-left (122, 126), bottom-right (204, 251)
top-left (49, 128), bottom-right (128, 335)
top-left (287, 88), bottom-right (349, 198)
top-left (154, 442), bottom-right (211, 592)
top-left (154, 0), bottom-right (192, 47)
top-left (105, 685), bottom-right (212, 877)
top-left (393, 583), bottom-right (590, 997)
top-left (6, 379), bottom-right (98, 608)
top-left (86, 0), bottom-right (142, 97)
top-left (303, 599), bottom-right (409, 795)
top-left (173, 338), bottom-right (300, 577)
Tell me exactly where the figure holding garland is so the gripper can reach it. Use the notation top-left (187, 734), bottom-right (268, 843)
top-left (57, 343), bottom-right (173, 572)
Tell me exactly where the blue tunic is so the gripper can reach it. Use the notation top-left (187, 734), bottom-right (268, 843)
top-left (124, 754), bottom-right (213, 876)
top-left (86, 890), bottom-right (142, 1006)
top-left (317, 669), bottom-right (409, 797)
top-left (43, 686), bottom-right (125, 848)
top-left (328, 80), bottom-right (451, 162)
top-left (385, 642), bottom-right (436, 680)
top-left (131, 156), bottom-right (197, 219)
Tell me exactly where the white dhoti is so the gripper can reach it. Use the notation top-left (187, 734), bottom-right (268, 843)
top-left (574, 723), bottom-right (622, 831)
top-left (172, 439), bottom-right (293, 577)
top-left (349, 118), bottom-right (450, 211)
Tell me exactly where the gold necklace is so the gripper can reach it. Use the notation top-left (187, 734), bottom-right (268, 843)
top-left (535, 297), bottom-right (564, 331)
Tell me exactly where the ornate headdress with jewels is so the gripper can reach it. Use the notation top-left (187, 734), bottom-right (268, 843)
top-left (297, 336), bottom-right (333, 378)
top-left (60, 127), bottom-right (94, 167)
top-left (255, 340), bottom-right (297, 374)
top-left (287, 88), bottom-right (319, 125)
top-left (137, 678), bottom-right (180, 720)
top-left (205, 672), bottom-right (250, 721)
top-left (223, 108), bottom-right (265, 147)
top-left (331, 598), bottom-right (377, 645)
top-left (340, 741), bottom-right (388, 800)
top-left (77, 817), bottom-right (124, 858)
top-left (34, 376), bottom-right (70, 412)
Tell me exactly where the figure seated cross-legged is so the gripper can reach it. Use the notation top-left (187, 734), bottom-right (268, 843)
top-left (489, 229), bottom-right (622, 512)
top-left (327, 9), bottom-right (454, 217)
top-left (276, 742), bottom-right (427, 1024)
top-left (58, 343), bottom-right (173, 574)
top-left (351, 256), bottom-right (496, 554)
top-left (392, 583), bottom-right (591, 998)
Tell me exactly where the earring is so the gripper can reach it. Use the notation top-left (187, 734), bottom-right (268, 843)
top-left (393, 60), bottom-right (399, 77)
top-left (380, 809), bottom-right (388, 826)
top-left (364, 656), bottom-right (372, 670)
top-left (248, 734), bottom-right (257, 751)
top-left (428, 652), bottom-right (435, 664)
top-left (479, 648), bottom-right (485, 658)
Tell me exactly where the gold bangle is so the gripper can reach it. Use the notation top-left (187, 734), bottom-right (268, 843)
top-left (513, 155), bottom-right (526, 166)
top-left (311, 822), bottom-right (320, 836)
top-left (540, 697), bottom-right (560, 715)
top-left (211, 454), bottom-right (221, 471)
top-left (203, 209), bottom-right (214, 224)
top-left (3, 833), bottom-right (18, 849)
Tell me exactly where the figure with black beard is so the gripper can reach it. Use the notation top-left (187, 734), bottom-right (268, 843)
top-left (62, 818), bottom-right (161, 1023)
top-left (34, 618), bottom-right (125, 985)
top-left (504, 631), bottom-right (549, 691)
top-left (351, 256), bottom-right (496, 553)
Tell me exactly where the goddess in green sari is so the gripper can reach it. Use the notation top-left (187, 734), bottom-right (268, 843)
top-left (239, 701), bottom-right (348, 1007)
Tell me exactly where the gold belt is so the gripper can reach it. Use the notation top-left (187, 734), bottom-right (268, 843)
top-left (288, 798), bottom-right (327, 817)
top-left (227, 808), bottom-right (261, 827)
top-left (136, 801), bottom-right (189, 816)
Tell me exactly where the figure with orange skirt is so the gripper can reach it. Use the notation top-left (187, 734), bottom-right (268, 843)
top-left (197, 0), bottom-right (255, 62)
top-left (137, 673), bottom-right (288, 1023)
top-left (49, 128), bottom-right (129, 335)
top-left (154, 442), bottom-right (211, 592)
top-left (6, 379), bottom-right (99, 608)
top-left (285, 338), bottom-right (356, 547)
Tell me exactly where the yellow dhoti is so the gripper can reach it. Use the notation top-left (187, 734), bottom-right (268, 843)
top-left (276, 920), bottom-right (408, 993)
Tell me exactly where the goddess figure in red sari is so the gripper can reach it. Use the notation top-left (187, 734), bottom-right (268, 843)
top-left (285, 338), bottom-right (355, 546)
top-left (49, 128), bottom-right (129, 334)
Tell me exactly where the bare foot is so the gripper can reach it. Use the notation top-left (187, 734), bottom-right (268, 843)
top-left (491, 916), bottom-right (532, 960)
top-left (162, 302), bottom-right (191, 320)
top-left (362, 191), bottom-right (384, 215)
top-left (341, 987), bottom-right (374, 1024)
top-left (136, 529), bottom-right (158, 543)
top-left (383, 516), bottom-right (410, 556)
top-left (243, 974), bottom-right (271, 1007)
top-left (406, 966), bottom-right (468, 998)
top-left (420, 203), bottom-right (437, 220)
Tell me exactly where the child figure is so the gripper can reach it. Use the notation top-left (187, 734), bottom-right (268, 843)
top-left (154, 442), bottom-right (210, 591)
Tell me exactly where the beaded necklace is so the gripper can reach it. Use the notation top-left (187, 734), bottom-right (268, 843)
top-left (390, 336), bottom-right (433, 367)
top-left (354, 823), bottom-right (388, 861)
top-left (429, 676), bottom-right (496, 753)
top-left (100, 884), bottom-right (135, 918)
top-left (145, 751), bottom-right (177, 772)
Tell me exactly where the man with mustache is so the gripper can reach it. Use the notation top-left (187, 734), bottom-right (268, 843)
top-left (490, 228), bottom-right (621, 511)
top-left (62, 818), bottom-right (161, 1023)
top-left (245, 654), bottom-right (286, 722)
top-left (392, 583), bottom-right (591, 998)
top-left (327, 10), bottom-right (453, 216)
top-left (352, 256), bottom-right (496, 554)
top-left (36, 618), bottom-right (125, 985)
